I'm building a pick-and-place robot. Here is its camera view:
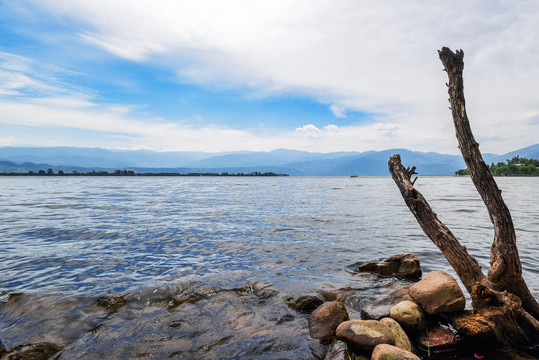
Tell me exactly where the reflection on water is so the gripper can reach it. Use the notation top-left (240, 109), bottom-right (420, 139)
top-left (0, 176), bottom-right (538, 358)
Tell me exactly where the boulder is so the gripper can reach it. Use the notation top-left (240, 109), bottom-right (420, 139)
top-left (389, 300), bottom-right (425, 334)
top-left (371, 344), bottom-right (420, 360)
top-left (309, 301), bottom-right (349, 343)
top-left (362, 286), bottom-right (413, 320)
top-left (335, 320), bottom-right (395, 351)
top-left (1, 342), bottom-right (62, 360)
top-left (346, 254), bottom-right (422, 279)
top-left (416, 324), bottom-right (458, 352)
top-left (291, 293), bottom-right (325, 313)
top-left (380, 317), bottom-right (412, 352)
top-left (408, 271), bottom-right (465, 315)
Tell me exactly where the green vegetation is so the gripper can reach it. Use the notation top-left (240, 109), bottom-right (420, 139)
top-left (0, 169), bottom-right (289, 177)
top-left (455, 156), bottom-right (539, 176)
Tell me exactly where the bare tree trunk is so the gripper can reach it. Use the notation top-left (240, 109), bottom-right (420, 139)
top-left (387, 47), bottom-right (539, 346)
top-left (387, 156), bottom-right (485, 294)
top-left (438, 47), bottom-right (539, 318)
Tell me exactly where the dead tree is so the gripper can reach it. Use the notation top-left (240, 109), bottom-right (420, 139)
top-left (388, 47), bottom-right (539, 346)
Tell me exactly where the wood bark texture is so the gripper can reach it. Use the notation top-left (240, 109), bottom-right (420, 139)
top-left (387, 155), bottom-right (484, 294)
top-left (387, 47), bottom-right (539, 345)
top-left (437, 47), bottom-right (539, 318)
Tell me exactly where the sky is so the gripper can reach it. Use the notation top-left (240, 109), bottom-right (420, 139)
top-left (0, 0), bottom-right (538, 154)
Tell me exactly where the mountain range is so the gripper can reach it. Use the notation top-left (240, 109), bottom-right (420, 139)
top-left (1, 144), bottom-right (538, 176)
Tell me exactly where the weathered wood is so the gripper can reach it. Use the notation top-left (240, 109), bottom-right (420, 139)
top-left (388, 155), bottom-right (484, 294)
top-left (438, 47), bottom-right (539, 318)
top-left (387, 46), bottom-right (539, 346)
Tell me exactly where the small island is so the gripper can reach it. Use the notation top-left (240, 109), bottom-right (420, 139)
top-left (456, 156), bottom-right (539, 176)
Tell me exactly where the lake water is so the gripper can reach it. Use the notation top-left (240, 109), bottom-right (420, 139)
top-left (0, 176), bottom-right (538, 359)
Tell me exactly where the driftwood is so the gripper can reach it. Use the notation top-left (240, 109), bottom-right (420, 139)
top-left (388, 47), bottom-right (539, 346)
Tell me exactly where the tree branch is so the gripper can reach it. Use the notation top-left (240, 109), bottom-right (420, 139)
top-left (388, 154), bottom-right (485, 294)
top-left (438, 47), bottom-right (539, 318)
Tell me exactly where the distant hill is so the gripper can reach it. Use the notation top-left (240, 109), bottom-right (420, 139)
top-left (1, 144), bottom-right (537, 176)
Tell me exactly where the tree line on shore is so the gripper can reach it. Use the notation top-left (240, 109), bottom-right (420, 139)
top-left (0, 169), bottom-right (289, 177)
top-left (455, 156), bottom-right (539, 176)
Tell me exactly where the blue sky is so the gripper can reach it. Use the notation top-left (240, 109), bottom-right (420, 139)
top-left (1, 1), bottom-right (538, 154)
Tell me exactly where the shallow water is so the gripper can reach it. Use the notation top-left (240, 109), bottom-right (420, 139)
top-left (0, 176), bottom-right (538, 358)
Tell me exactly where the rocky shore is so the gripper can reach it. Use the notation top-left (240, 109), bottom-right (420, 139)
top-left (309, 254), bottom-right (538, 360)
top-left (1, 254), bottom-right (538, 359)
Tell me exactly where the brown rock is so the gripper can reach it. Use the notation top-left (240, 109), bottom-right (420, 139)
top-left (380, 317), bottom-right (412, 352)
top-left (2, 342), bottom-right (62, 360)
top-left (309, 301), bottom-right (349, 343)
top-left (408, 271), bottom-right (465, 315)
top-left (336, 320), bottom-right (395, 351)
top-left (371, 344), bottom-right (420, 360)
top-left (348, 254), bottom-right (422, 279)
top-left (361, 285), bottom-right (413, 320)
top-left (416, 325), bottom-right (458, 352)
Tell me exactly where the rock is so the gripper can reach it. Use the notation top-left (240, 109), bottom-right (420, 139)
top-left (416, 324), bottom-right (458, 352)
top-left (96, 294), bottom-right (128, 312)
top-left (1, 342), bottom-right (62, 360)
top-left (389, 300), bottom-right (425, 334)
top-left (324, 340), bottom-right (369, 360)
top-left (335, 320), bottom-right (395, 351)
top-left (292, 293), bottom-right (325, 313)
top-left (347, 254), bottom-right (422, 279)
top-left (362, 286), bottom-right (413, 320)
top-left (380, 317), bottom-right (412, 352)
top-left (1, 339), bottom-right (6, 355)
top-left (408, 271), bottom-right (465, 315)
top-left (324, 340), bottom-right (347, 360)
top-left (371, 344), bottom-right (420, 360)
top-left (309, 339), bottom-right (328, 359)
top-left (309, 301), bottom-right (350, 343)
top-left (251, 282), bottom-right (277, 298)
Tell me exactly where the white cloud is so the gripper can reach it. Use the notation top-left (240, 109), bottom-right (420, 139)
top-left (323, 124), bottom-right (338, 131)
top-left (329, 104), bottom-right (346, 118)
top-left (0, 136), bottom-right (17, 146)
top-left (3, 1), bottom-right (539, 153)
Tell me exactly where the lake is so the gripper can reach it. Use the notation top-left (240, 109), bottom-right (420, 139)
top-left (0, 176), bottom-right (538, 359)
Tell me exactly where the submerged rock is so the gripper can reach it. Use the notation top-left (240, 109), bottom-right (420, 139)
top-left (324, 340), bottom-right (369, 360)
top-left (347, 254), bottom-right (422, 279)
top-left (1, 339), bottom-right (6, 356)
top-left (309, 339), bottom-right (329, 359)
top-left (291, 293), bottom-right (325, 313)
top-left (250, 282), bottom-right (277, 298)
top-left (408, 271), bottom-right (465, 315)
top-left (336, 320), bottom-right (395, 351)
top-left (380, 317), bottom-right (412, 352)
top-left (371, 344), bottom-right (420, 360)
top-left (389, 300), bottom-right (425, 334)
top-left (96, 294), bottom-right (128, 312)
top-left (362, 286), bottom-right (413, 320)
top-left (1, 342), bottom-right (62, 360)
top-left (309, 301), bottom-right (349, 343)
top-left (416, 324), bottom-right (458, 352)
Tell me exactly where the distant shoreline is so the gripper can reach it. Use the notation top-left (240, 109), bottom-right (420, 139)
top-left (0, 170), bottom-right (289, 177)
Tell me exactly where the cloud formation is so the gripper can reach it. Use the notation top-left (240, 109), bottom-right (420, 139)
top-left (1, 0), bottom-right (539, 153)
